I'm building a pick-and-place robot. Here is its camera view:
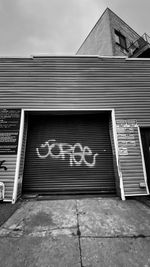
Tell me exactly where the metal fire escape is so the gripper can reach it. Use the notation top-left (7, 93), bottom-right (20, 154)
top-left (128, 33), bottom-right (150, 58)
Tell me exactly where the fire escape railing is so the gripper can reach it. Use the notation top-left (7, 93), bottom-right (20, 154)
top-left (128, 33), bottom-right (150, 57)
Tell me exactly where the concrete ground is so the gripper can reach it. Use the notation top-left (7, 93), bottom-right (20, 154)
top-left (0, 197), bottom-right (150, 267)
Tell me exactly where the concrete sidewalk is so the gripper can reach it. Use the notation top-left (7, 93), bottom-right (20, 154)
top-left (0, 198), bottom-right (150, 267)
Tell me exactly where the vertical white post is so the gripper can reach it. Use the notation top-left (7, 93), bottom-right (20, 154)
top-left (12, 109), bottom-right (24, 204)
top-left (111, 110), bottom-right (125, 200)
top-left (138, 127), bottom-right (149, 194)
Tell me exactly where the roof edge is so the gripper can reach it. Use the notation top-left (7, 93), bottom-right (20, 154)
top-left (76, 7), bottom-right (110, 54)
top-left (0, 55), bottom-right (150, 61)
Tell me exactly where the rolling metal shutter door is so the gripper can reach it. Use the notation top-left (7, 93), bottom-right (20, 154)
top-left (23, 113), bottom-right (116, 194)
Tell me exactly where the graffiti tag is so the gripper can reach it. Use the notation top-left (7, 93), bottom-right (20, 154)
top-left (36, 139), bottom-right (98, 167)
top-left (0, 160), bottom-right (7, 171)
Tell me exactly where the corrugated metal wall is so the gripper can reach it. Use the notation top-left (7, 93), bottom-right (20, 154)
top-left (0, 56), bottom-right (150, 199)
top-left (0, 56), bottom-right (150, 126)
top-left (116, 121), bottom-right (148, 196)
top-left (0, 155), bottom-right (17, 200)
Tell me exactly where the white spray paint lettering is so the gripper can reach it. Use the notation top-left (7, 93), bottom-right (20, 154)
top-left (36, 139), bottom-right (98, 167)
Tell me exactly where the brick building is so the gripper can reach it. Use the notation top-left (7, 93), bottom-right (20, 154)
top-left (77, 8), bottom-right (150, 58)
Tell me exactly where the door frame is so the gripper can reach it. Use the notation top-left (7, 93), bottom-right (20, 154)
top-left (140, 127), bottom-right (150, 192)
top-left (12, 108), bottom-right (125, 203)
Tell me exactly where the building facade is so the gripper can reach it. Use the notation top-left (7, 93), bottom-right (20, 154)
top-left (0, 56), bottom-right (150, 203)
top-left (77, 8), bottom-right (150, 58)
top-left (0, 9), bottom-right (150, 203)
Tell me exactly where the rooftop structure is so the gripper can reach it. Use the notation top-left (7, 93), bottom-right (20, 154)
top-left (77, 8), bottom-right (150, 58)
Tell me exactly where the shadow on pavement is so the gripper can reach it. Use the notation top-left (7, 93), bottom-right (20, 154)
top-left (0, 201), bottom-right (21, 227)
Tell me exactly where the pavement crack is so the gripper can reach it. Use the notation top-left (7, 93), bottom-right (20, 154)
top-left (76, 200), bottom-right (84, 267)
top-left (80, 234), bottom-right (150, 239)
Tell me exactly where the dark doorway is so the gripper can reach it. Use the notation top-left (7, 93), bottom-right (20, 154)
top-left (141, 128), bottom-right (150, 190)
top-left (22, 112), bottom-right (116, 196)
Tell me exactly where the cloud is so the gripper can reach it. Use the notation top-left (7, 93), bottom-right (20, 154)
top-left (0, 0), bottom-right (106, 56)
top-left (0, 0), bottom-right (149, 56)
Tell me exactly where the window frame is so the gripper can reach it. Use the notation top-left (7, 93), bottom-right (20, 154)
top-left (114, 30), bottom-right (127, 51)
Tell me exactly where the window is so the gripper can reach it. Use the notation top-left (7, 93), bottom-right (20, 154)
top-left (115, 30), bottom-right (127, 50)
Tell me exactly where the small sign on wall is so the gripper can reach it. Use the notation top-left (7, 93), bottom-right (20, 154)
top-left (118, 147), bottom-right (128, 156)
top-left (116, 119), bottom-right (138, 156)
top-left (116, 119), bottom-right (148, 196)
top-left (0, 109), bottom-right (21, 155)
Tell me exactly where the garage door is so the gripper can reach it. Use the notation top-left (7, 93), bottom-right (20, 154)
top-left (23, 112), bottom-right (116, 195)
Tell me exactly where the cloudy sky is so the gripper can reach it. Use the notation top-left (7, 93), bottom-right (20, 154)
top-left (0, 0), bottom-right (149, 56)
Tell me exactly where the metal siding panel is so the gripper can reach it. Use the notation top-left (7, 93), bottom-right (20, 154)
top-left (117, 124), bottom-right (148, 196)
top-left (0, 58), bottom-right (149, 126)
top-left (0, 155), bottom-right (17, 200)
top-left (0, 56), bottom-right (150, 196)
